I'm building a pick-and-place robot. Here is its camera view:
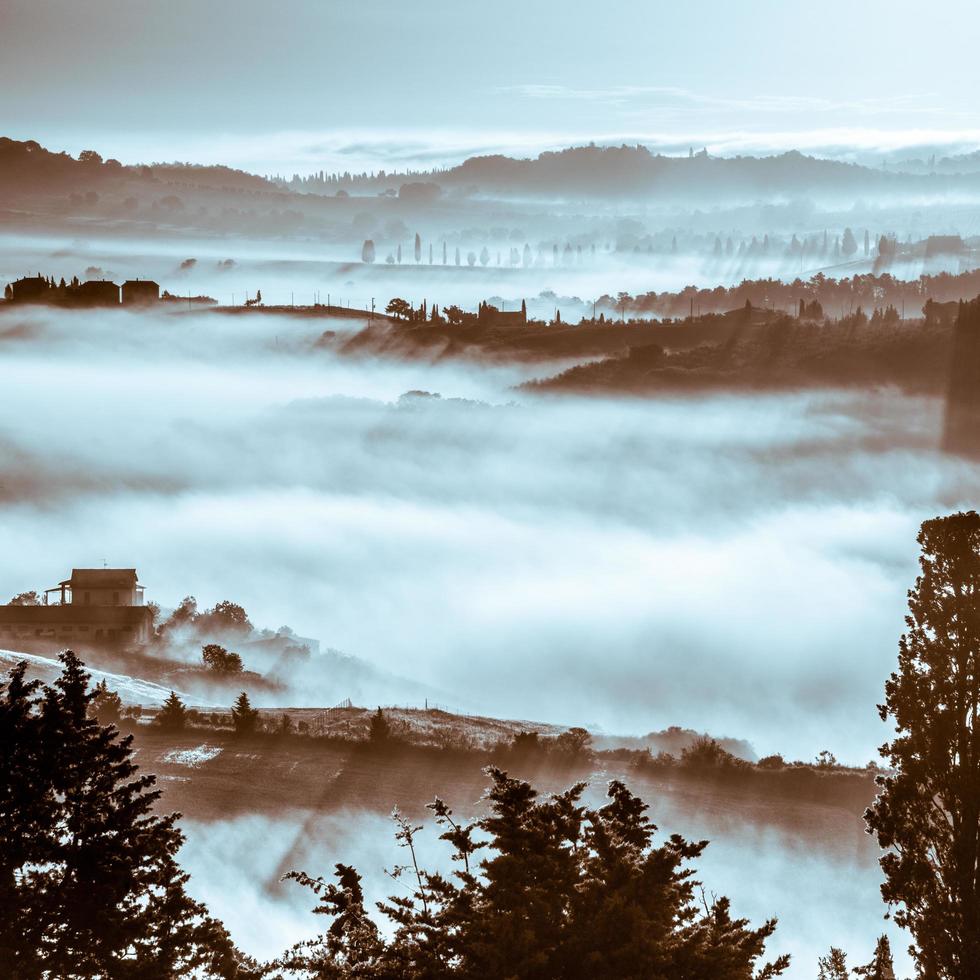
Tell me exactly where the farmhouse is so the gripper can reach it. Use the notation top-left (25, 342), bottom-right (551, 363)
top-left (122, 279), bottom-right (160, 305)
top-left (0, 568), bottom-right (154, 654)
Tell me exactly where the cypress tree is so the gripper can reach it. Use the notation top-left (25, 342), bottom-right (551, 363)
top-left (866, 512), bottom-right (980, 979)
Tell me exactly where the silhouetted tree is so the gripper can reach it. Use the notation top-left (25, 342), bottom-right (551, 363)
top-left (202, 643), bottom-right (244, 674)
top-left (361, 239), bottom-right (376, 263)
top-left (90, 677), bottom-right (122, 726)
top-left (8, 590), bottom-right (40, 605)
top-left (842, 227), bottom-right (858, 257)
top-left (479, 246), bottom-right (490, 266)
top-left (368, 707), bottom-right (391, 743)
top-left (817, 947), bottom-right (848, 980)
top-left (0, 652), bottom-right (245, 976)
top-left (386, 297), bottom-right (412, 320)
top-left (443, 305), bottom-right (465, 325)
top-left (865, 511), bottom-right (980, 979)
top-left (414, 233), bottom-right (421, 263)
top-left (854, 935), bottom-right (896, 979)
top-left (281, 768), bottom-right (789, 979)
top-left (156, 690), bottom-right (188, 731)
top-left (231, 692), bottom-right (259, 736)
top-left (202, 600), bottom-right (252, 635)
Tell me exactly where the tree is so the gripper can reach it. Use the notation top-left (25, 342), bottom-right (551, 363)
top-left (281, 768), bottom-right (789, 979)
top-left (414, 232), bottom-right (422, 263)
top-left (202, 643), bottom-right (244, 674)
top-left (466, 251), bottom-right (476, 267)
top-left (386, 297), bottom-right (412, 320)
top-left (854, 935), bottom-right (896, 979)
top-left (553, 726), bottom-right (592, 757)
top-left (90, 677), bottom-right (122, 726)
top-left (479, 246), bottom-right (490, 266)
top-left (865, 511), bottom-right (980, 979)
top-left (231, 691), bottom-right (259, 736)
top-left (368, 706), bottom-right (391, 744)
top-left (443, 305), bottom-right (465, 325)
top-left (156, 690), bottom-right (188, 731)
top-left (817, 947), bottom-right (848, 980)
top-left (0, 652), bottom-right (245, 977)
top-left (842, 227), bottom-right (858, 257)
top-left (203, 599), bottom-right (252, 635)
top-left (8, 590), bottom-right (41, 605)
top-left (361, 238), bottom-right (376, 263)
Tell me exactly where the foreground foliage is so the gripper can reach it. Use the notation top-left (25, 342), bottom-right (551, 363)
top-left (273, 768), bottom-right (790, 979)
top-left (0, 651), bottom-right (252, 979)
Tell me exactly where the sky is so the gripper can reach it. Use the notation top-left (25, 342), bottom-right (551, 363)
top-left (3, 0), bottom-right (980, 174)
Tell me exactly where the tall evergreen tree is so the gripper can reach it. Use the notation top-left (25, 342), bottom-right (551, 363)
top-left (854, 935), bottom-right (896, 979)
top-left (368, 707), bottom-right (391, 744)
top-left (90, 677), bottom-right (122, 725)
top-left (817, 947), bottom-right (849, 980)
top-left (156, 690), bottom-right (188, 731)
top-left (231, 691), bottom-right (259, 736)
top-left (865, 511), bottom-right (980, 979)
top-left (0, 652), bottom-right (248, 977)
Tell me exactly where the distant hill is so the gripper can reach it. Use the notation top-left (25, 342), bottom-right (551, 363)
top-left (0, 137), bottom-right (278, 198)
top-left (284, 143), bottom-right (980, 202)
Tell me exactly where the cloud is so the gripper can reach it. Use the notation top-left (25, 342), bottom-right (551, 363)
top-left (1, 303), bottom-right (977, 763)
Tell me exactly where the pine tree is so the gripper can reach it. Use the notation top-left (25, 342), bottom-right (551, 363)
top-left (282, 768), bottom-right (789, 979)
top-left (817, 947), bottom-right (849, 980)
top-left (0, 652), bottom-right (246, 977)
top-left (854, 935), bottom-right (896, 979)
top-left (414, 232), bottom-right (421, 263)
top-left (90, 677), bottom-right (122, 725)
top-left (368, 706), bottom-right (391, 743)
top-left (231, 691), bottom-right (259, 736)
top-left (865, 511), bottom-right (980, 979)
top-left (156, 690), bottom-right (188, 731)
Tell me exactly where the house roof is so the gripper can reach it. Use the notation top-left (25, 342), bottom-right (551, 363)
top-left (63, 568), bottom-right (139, 589)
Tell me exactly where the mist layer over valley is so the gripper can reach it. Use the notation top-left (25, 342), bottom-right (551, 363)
top-left (1, 301), bottom-right (976, 766)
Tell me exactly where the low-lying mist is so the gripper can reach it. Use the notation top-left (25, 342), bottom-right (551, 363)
top-left (1, 304), bottom-right (977, 763)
